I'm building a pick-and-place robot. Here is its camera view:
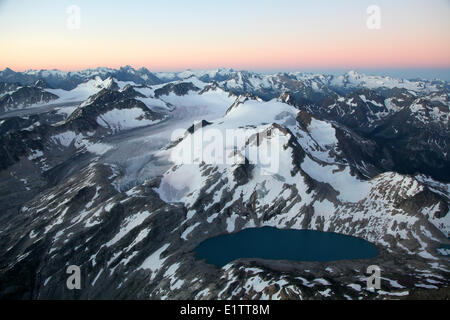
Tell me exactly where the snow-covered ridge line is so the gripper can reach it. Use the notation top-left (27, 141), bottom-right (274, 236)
top-left (1, 67), bottom-right (447, 91)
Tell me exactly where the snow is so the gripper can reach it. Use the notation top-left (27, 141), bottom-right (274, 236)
top-left (195, 288), bottom-right (211, 299)
top-left (163, 263), bottom-right (180, 278)
top-left (137, 97), bottom-right (171, 111)
top-left (96, 108), bottom-right (160, 132)
top-left (2, 67), bottom-right (450, 300)
top-left (43, 276), bottom-right (52, 286)
top-left (106, 210), bottom-right (153, 247)
top-left (155, 68), bottom-right (234, 82)
top-left (243, 275), bottom-right (272, 294)
top-left (224, 99), bottom-right (296, 127)
top-left (157, 164), bottom-right (206, 203)
top-left (347, 283), bottom-right (362, 291)
top-left (45, 76), bottom-right (116, 103)
top-left (314, 278), bottom-right (331, 286)
top-left (56, 106), bottom-right (78, 117)
top-left (382, 277), bottom-right (405, 289)
top-left (359, 95), bottom-right (383, 107)
top-left (415, 283), bottom-right (438, 289)
top-left (226, 214), bottom-right (239, 233)
top-left (139, 243), bottom-right (171, 280)
top-left (28, 149), bottom-right (43, 160)
top-left (133, 86), bottom-right (155, 97)
top-left (122, 251), bottom-right (138, 266)
top-left (384, 98), bottom-right (402, 112)
top-left (51, 130), bottom-right (113, 155)
top-left (51, 131), bottom-right (78, 147)
top-left (307, 118), bottom-right (338, 147)
top-left (181, 222), bottom-right (201, 240)
top-left (158, 85), bottom-right (235, 120)
top-left (437, 248), bottom-right (450, 256)
top-left (301, 155), bottom-right (371, 202)
top-left (85, 142), bottom-right (113, 155)
top-left (91, 268), bottom-right (103, 286)
top-left (318, 288), bottom-right (332, 297)
top-left (312, 199), bottom-right (336, 229)
top-left (156, 99), bottom-right (300, 203)
top-left (125, 228), bottom-right (151, 252)
top-left (378, 290), bottom-right (409, 297)
top-left (330, 71), bottom-right (439, 92)
top-left (115, 80), bottom-right (137, 89)
top-left (170, 279), bottom-right (185, 290)
top-left (207, 213), bottom-right (220, 223)
top-left (151, 94), bottom-right (445, 259)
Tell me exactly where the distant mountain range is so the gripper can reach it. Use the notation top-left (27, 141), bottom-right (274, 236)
top-left (1, 66), bottom-right (448, 91)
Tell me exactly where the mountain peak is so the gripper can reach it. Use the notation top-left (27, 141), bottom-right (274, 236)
top-left (2, 67), bottom-right (15, 74)
top-left (120, 65), bottom-right (135, 71)
top-left (137, 67), bottom-right (151, 73)
top-left (346, 70), bottom-right (361, 78)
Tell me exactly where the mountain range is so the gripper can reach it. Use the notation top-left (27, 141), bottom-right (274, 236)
top-left (0, 66), bottom-right (448, 299)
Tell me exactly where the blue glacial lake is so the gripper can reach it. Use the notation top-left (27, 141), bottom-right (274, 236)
top-left (194, 227), bottom-right (378, 267)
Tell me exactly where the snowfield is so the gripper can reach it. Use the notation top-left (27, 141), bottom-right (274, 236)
top-left (45, 76), bottom-right (117, 103)
top-left (96, 108), bottom-right (161, 133)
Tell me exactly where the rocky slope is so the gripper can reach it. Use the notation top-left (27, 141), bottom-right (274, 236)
top-left (0, 82), bottom-right (59, 112)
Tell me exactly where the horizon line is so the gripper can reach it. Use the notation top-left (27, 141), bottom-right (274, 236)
top-left (2, 65), bottom-right (450, 82)
top-left (3, 65), bottom-right (450, 71)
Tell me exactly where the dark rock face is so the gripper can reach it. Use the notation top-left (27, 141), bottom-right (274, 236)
top-left (291, 88), bottom-right (390, 133)
top-left (220, 71), bottom-right (279, 101)
top-left (0, 84), bottom-right (59, 112)
top-left (120, 84), bottom-right (146, 99)
top-left (154, 82), bottom-right (200, 98)
top-left (65, 89), bottom-right (163, 133)
top-left (0, 68), bottom-right (38, 87)
top-left (0, 115), bottom-right (41, 135)
top-left (368, 95), bottom-right (450, 182)
top-left (396, 188), bottom-right (448, 219)
top-left (114, 66), bottom-right (162, 86)
top-left (0, 68), bottom-right (86, 91)
top-left (196, 69), bottom-right (235, 83)
top-left (33, 79), bottom-right (51, 89)
top-left (0, 122), bottom-right (47, 171)
top-left (186, 120), bottom-right (212, 134)
top-left (0, 82), bottom-right (21, 95)
top-left (279, 91), bottom-right (297, 106)
top-left (233, 160), bottom-right (254, 186)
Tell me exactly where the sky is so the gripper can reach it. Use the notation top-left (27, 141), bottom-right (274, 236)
top-left (0, 0), bottom-right (449, 79)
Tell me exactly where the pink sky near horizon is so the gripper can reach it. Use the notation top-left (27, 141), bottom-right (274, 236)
top-left (0, 0), bottom-right (449, 72)
top-left (4, 35), bottom-right (449, 72)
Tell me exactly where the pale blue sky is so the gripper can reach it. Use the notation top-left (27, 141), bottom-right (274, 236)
top-left (0, 0), bottom-right (449, 79)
